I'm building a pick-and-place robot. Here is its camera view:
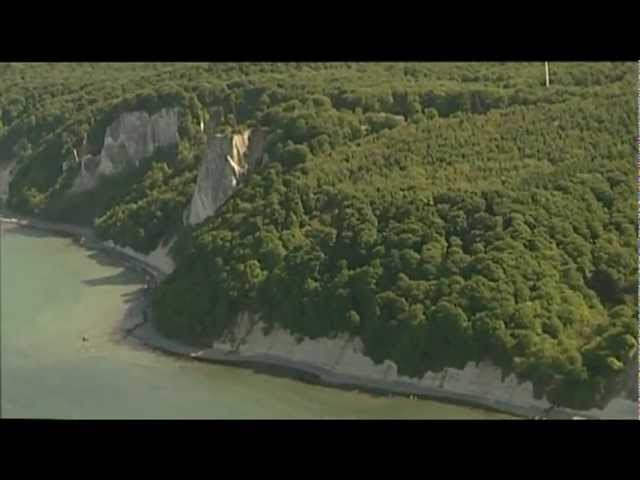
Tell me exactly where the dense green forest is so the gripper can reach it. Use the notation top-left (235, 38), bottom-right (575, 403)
top-left (1, 62), bottom-right (636, 409)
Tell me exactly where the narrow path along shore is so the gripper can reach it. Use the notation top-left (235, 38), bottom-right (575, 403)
top-left (2, 212), bottom-right (635, 420)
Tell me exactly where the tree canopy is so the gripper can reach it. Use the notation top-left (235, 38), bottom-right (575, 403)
top-left (1, 62), bottom-right (636, 409)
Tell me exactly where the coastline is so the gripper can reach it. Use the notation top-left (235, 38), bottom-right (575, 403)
top-left (2, 213), bottom-right (636, 420)
top-left (0, 213), bottom-right (170, 281)
top-left (129, 316), bottom-right (638, 420)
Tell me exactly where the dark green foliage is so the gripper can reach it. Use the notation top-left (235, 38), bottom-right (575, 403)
top-left (2, 62), bottom-right (636, 409)
top-left (94, 158), bottom-right (197, 253)
top-left (153, 64), bottom-right (635, 410)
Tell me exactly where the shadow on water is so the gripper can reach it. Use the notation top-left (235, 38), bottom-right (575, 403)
top-left (82, 268), bottom-right (144, 287)
top-left (85, 250), bottom-right (128, 269)
top-left (86, 250), bottom-right (152, 277)
top-left (121, 288), bottom-right (147, 304)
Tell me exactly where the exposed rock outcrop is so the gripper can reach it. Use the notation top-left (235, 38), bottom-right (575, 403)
top-left (187, 129), bottom-right (267, 226)
top-left (204, 313), bottom-right (637, 419)
top-left (68, 108), bottom-right (179, 193)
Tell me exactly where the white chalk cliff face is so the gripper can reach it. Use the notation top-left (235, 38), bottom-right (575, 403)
top-left (187, 129), bottom-right (266, 225)
top-left (68, 108), bottom-right (179, 193)
top-left (213, 314), bottom-right (554, 409)
top-left (209, 313), bottom-right (637, 419)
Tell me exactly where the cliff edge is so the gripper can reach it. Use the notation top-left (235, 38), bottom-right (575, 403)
top-left (67, 108), bottom-right (180, 193)
top-left (187, 128), bottom-right (266, 226)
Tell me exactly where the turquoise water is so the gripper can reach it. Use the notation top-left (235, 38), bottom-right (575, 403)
top-left (0, 224), bottom-right (513, 419)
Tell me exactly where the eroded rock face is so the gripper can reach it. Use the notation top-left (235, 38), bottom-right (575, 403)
top-left (187, 129), bottom-right (266, 226)
top-left (210, 312), bottom-right (638, 418)
top-left (69, 108), bottom-right (179, 193)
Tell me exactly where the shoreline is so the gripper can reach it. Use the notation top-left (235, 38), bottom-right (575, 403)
top-left (131, 319), bottom-right (622, 420)
top-left (130, 319), bottom-right (529, 418)
top-left (131, 322), bottom-right (521, 418)
top-left (2, 213), bottom-right (636, 420)
top-left (0, 212), bottom-right (169, 282)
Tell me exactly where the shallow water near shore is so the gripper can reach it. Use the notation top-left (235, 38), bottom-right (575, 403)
top-left (1, 223), bottom-right (514, 419)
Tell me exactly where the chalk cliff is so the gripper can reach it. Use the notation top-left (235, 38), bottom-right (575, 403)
top-left (204, 313), bottom-right (637, 419)
top-left (68, 108), bottom-right (179, 193)
top-left (187, 129), bottom-right (266, 226)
